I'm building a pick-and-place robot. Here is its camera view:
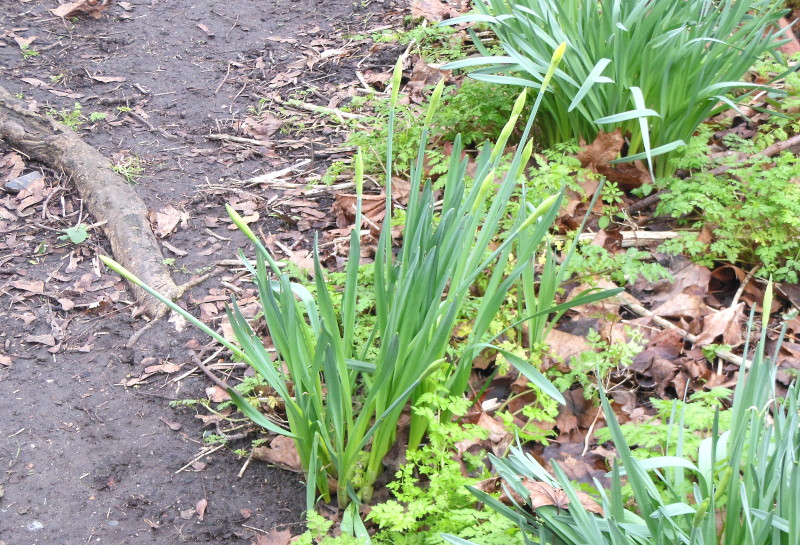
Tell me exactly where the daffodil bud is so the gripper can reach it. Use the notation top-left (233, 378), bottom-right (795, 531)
top-left (472, 169), bottom-right (496, 213)
top-left (424, 78), bottom-right (446, 127)
top-left (491, 114), bottom-right (519, 160)
top-left (520, 194), bottom-right (559, 230)
top-left (390, 58), bottom-right (403, 108)
top-left (692, 498), bottom-right (709, 527)
top-left (511, 89), bottom-right (527, 117)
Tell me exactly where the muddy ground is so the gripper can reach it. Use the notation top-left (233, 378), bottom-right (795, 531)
top-left (0, 0), bottom-right (399, 542)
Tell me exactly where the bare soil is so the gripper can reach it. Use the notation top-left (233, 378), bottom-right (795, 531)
top-left (0, 0), bottom-right (395, 542)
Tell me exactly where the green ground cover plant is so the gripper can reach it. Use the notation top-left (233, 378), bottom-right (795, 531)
top-left (447, 285), bottom-right (799, 545)
top-left (657, 137), bottom-right (800, 282)
top-left (445, 0), bottom-right (790, 176)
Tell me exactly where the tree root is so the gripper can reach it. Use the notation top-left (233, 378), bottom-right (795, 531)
top-left (0, 85), bottom-right (179, 319)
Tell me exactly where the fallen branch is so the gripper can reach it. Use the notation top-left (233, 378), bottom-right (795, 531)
top-left (554, 230), bottom-right (685, 248)
top-left (711, 132), bottom-right (800, 176)
top-left (614, 289), bottom-right (749, 369)
top-left (0, 85), bottom-right (178, 318)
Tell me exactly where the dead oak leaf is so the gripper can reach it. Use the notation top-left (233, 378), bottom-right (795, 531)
top-left (205, 385), bottom-right (231, 403)
top-left (148, 205), bottom-right (187, 238)
top-left (695, 302), bottom-right (745, 347)
top-left (578, 130), bottom-right (651, 190)
top-left (410, 0), bottom-right (467, 22)
top-left (25, 334), bottom-right (57, 346)
top-left (252, 528), bottom-right (292, 545)
top-left (578, 130), bottom-right (624, 171)
top-left (50, 0), bottom-right (109, 19)
top-left (242, 114), bottom-right (282, 141)
top-left (651, 292), bottom-right (708, 321)
top-left (0, 153), bottom-right (25, 183)
top-left (502, 478), bottom-right (604, 516)
top-left (252, 435), bottom-right (303, 473)
top-left (88, 74), bottom-right (127, 83)
top-left (195, 498), bottom-right (208, 521)
top-left (9, 279), bottom-right (44, 294)
top-left (545, 329), bottom-right (592, 364)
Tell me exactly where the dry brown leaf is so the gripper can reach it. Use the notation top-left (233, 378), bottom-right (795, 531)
top-left (0, 153), bottom-right (25, 184)
top-left (89, 74), bottom-right (126, 83)
top-left (197, 23), bottom-right (214, 37)
top-left (25, 334), bottom-right (57, 346)
top-left (144, 362), bottom-right (182, 374)
top-left (252, 528), bottom-right (292, 545)
top-left (149, 205), bottom-right (185, 238)
top-left (545, 329), bottom-right (592, 363)
top-left (159, 416), bottom-right (182, 431)
top-left (778, 17), bottom-right (800, 56)
top-left (242, 114), bottom-right (282, 141)
top-left (195, 408), bottom-right (232, 426)
top-left (9, 279), bottom-right (44, 294)
top-left (252, 436), bottom-right (303, 473)
top-left (13, 35), bottom-right (37, 49)
top-left (651, 293), bottom-right (708, 321)
top-left (162, 241), bottom-right (188, 256)
top-left (695, 303), bottom-right (745, 346)
top-left (205, 385), bottom-right (231, 403)
top-left (477, 412), bottom-right (509, 444)
top-left (50, 0), bottom-right (109, 19)
top-left (410, 0), bottom-right (467, 22)
top-left (633, 357), bottom-right (679, 397)
top-left (578, 130), bottom-right (624, 171)
top-left (646, 257), bottom-right (711, 308)
top-left (406, 58), bottom-right (448, 104)
top-left (195, 498), bottom-right (208, 521)
top-left (501, 478), bottom-right (604, 516)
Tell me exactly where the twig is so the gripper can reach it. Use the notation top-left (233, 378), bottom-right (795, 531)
top-left (127, 110), bottom-right (176, 140)
top-left (169, 347), bottom-right (224, 384)
top-left (204, 228), bottom-right (230, 241)
top-left (237, 449), bottom-right (254, 478)
top-left (553, 230), bottom-right (685, 248)
top-left (214, 62), bottom-right (232, 95)
top-left (242, 159), bottom-right (311, 186)
top-left (627, 190), bottom-right (664, 215)
top-left (730, 265), bottom-right (761, 309)
top-left (277, 96), bottom-right (364, 120)
top-left (710, 133), bottom-right (800, 176)
top-left (206, 133), bottom-right (265, 146)
top-left (217, 258), bottom-right (285, 268)
top-left (192, 353), bottom-right (231, 391)
top-left (175, 443), bottom-right (225, 474)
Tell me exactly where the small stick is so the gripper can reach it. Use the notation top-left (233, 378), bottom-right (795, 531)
top-left (243, 159), bottom-right (311, 186)
top-left (175, 443), bottom-right (226, 474)
top-left (214, 62), bottom-right (232, 95)
top-left (730, 265), bottom-right (761, 310)
top-left (237, 449), bottom-right (254, 478)
top-left (277, 97), bottom-right (364, 120)
top-left (711, 133), bottom-right (800, 176)
top-left (207, 133), bottom-right (265, 146)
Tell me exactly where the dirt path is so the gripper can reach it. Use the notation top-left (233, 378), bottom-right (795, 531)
top-left (0, 1), bottom-right (393, 542)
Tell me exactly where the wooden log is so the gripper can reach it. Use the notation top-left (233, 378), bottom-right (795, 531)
top-left (0, 85), bottom-right (179, 318)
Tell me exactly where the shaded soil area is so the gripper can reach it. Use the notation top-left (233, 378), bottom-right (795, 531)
top-left (0, 0), bottom-right (396, 542)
